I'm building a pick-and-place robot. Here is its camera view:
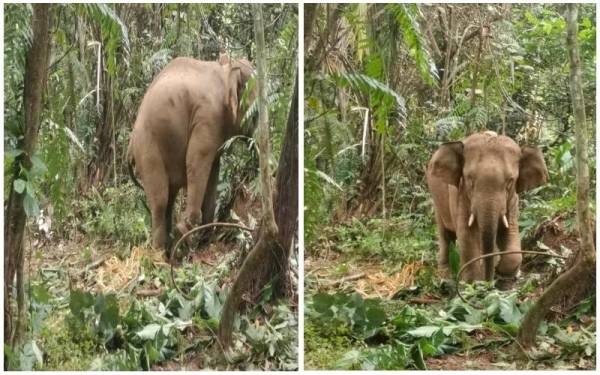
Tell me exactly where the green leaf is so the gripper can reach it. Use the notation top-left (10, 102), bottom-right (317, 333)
top-left (23, 191), bottom-right (40, 218)
top-left (30, 155), bottom-right (47, 177)
top-left (411, 342), bottom-right (427, 370)
top-left (13, 179), bottom-right (26, 193)
top-left (336, 349), bottom-right (361, 369)
top-left (137, 324), bottom-right (161, 340)
top-left (95, 294), bottom-right (120, 337)
top-left (32, 284), bottom-right (50, 304)
top-left (365, 305), bottom-right (387, 329)
top-left (407, 325), bottom-right (440, 338)
top-left (311, 293), bottom-right (335, 316)
top-left (19, 340), bottom-right (43, 370)
top-left (498, 294), bottom-right (522, 324)
top-left (203, 283), bottom-right (222, 320)
top-left (69, 289), bottom-right (94, 318)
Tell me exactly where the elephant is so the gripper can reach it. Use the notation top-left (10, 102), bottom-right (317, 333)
top-left (426, 131), bottom-right (548, 285)
top-left (127, 55), bottom-right (255, 253)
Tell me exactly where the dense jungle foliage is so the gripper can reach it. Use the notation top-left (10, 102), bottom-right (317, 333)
top-left (4, 4), bottom-right (298, 370)
top-left (304, 4), bottom-right (595, 370)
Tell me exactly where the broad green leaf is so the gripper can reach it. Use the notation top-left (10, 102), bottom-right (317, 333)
top-left (498, 295), bottom-right (522, 324)
top-left (69, 289), bottom-right (94, 318)
top-left (136, 323), bottom-right (161, 340)
top-left (95, 294), bottom-right (120, 337)
top-left (407, 325), bottom-right (440, 338)
top-left (23, 191), bottom-right (40, 218)
top-left (335, 349), bottom-right (361, 369)
top-left (311, 293), bottom-right (335, 315)
top-left (13, 179), bottom-right (25, 193)
top-left (411, 342), bottom-right (427, 370)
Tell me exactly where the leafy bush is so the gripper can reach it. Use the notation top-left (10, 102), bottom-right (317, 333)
top-left (305, 284), bottom-right (595, 370)
top-left (77, 184), bottom-right (148, 244)
top-left (332, 216), bottom-right (436, 263)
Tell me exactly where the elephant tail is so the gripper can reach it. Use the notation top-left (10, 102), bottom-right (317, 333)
top-left (128, 158), bottom-right (144, 191)
top-left (126, 139), bottom-right (150, 214)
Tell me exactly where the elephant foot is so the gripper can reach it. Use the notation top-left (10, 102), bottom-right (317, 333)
top-left (495, 269), bottom-right (521, 291)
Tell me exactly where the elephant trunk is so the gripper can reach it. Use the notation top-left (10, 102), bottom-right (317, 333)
top-left (477, 203), bottom-right (502, 281)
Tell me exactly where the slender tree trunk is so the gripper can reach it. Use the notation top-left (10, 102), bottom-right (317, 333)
top-left (4, 4), bottom-right (52, 352)
top-left (518, 4), bottom-right (596, 348)
top-left (273, 74), bottom-right (299, 294)
top-left (304, 4), bottom-right (318, 49)
top-left (218, 3), bottom-right (281, 349)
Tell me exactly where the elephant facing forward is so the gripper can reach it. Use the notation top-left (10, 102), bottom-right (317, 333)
top-left (426, 131), bottom-right (548, 285)
top-left (127, 56), bottom-right (255, 252)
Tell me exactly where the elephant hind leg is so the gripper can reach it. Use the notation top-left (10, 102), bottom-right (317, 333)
top-left (177, 123), bottom-right (220, 236)
top-left (140, 159), bottom-right (170, 251)
top-left (165, 187), bottom-right (178, 242)
top-left (201, 157), bottom-right (220, 225)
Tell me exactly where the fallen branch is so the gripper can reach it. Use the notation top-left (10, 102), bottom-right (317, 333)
top-left (408, 297), bottom-right (440, 304)
top-left (75, 256), bottom-right (108, 277)
top-left (326, 272), bottom-right (366, 287)
top-left (169, 222), bottom-right (252, 300)
top-left (135, 288), bottom-right (163, 297)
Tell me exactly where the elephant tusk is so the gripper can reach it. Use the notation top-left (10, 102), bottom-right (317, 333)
top-left (502, 215), bottom-right (509, 228)
top-left (468, 213), bottom-right (475, 227)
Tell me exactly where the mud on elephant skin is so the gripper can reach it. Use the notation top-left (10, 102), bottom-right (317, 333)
top-left (426, 131), bottom-right (548, 286)
top-left (127, 55), bottom-right (256, 254)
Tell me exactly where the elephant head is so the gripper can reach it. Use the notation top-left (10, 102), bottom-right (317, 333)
top-left (219, 55), bottom-right (257, 136)
top-left (430, 131), bottom-right (548, 280)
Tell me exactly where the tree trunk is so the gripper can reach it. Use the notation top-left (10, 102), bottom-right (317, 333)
top-left (4, 4), bottom-right (52, 352)
top-left (273, 74), bottom-right (299, 294)
top-left (517, 3), bottom-right (596, 348)
top-left (218, 3), bottom-right (281, 349)
top-left (304, 4), bottom-right (318, 49)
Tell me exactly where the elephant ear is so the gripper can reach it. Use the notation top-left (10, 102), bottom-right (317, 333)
top-left (517, 146), bottom-right (548, 193)
top-left (218, 53), bottom-right (231, 65)
top-left (429, 141), bottom-right (464, 186)
top-left (227, 65), bottom-right (243, 121)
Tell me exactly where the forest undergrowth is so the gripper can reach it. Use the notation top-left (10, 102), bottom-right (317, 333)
top-left (7, 182), bottom-right (298, 371)
top-left (304, 202), bottom-right (595, 370)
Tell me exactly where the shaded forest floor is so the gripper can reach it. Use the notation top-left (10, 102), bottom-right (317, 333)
top-left (14, 215), bottom-right (297, 370)
top-left (304, 214), bottom-right (595, 370)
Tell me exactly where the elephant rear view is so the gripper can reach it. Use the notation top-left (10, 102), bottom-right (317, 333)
top-left (127, 56), bottom-right (255, 253)
top-left (426, 131), bottom-right (548, 286)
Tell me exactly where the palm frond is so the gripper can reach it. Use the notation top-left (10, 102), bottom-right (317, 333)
top-left (335, 72), bottom-right (406, 121)
top-left (81, 4), bottom-right (130, 52)
top-left (386, 4), bottom-right (438, 87)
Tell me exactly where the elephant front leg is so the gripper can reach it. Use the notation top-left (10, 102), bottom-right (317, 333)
top-left (495, 220), bottom-right (522, 290)
top-left (435, 224), bottom-right (455, 279)
top-left (457, 233), bottom-right (483, 282)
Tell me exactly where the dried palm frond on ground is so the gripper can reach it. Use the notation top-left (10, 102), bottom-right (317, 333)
top-left (94, 246), bottom-right (166, 293)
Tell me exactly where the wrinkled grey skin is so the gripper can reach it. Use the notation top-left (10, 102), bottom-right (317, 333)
top-left (426, 131), bottom-right (548, 284)
top-left (127, 56), bottom-right (255, 252)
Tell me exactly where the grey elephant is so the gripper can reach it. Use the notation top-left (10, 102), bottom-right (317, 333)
top-left (426, 131), bottom-right (548, 284)
top-left (127, 55), bottom-right (255, 252)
